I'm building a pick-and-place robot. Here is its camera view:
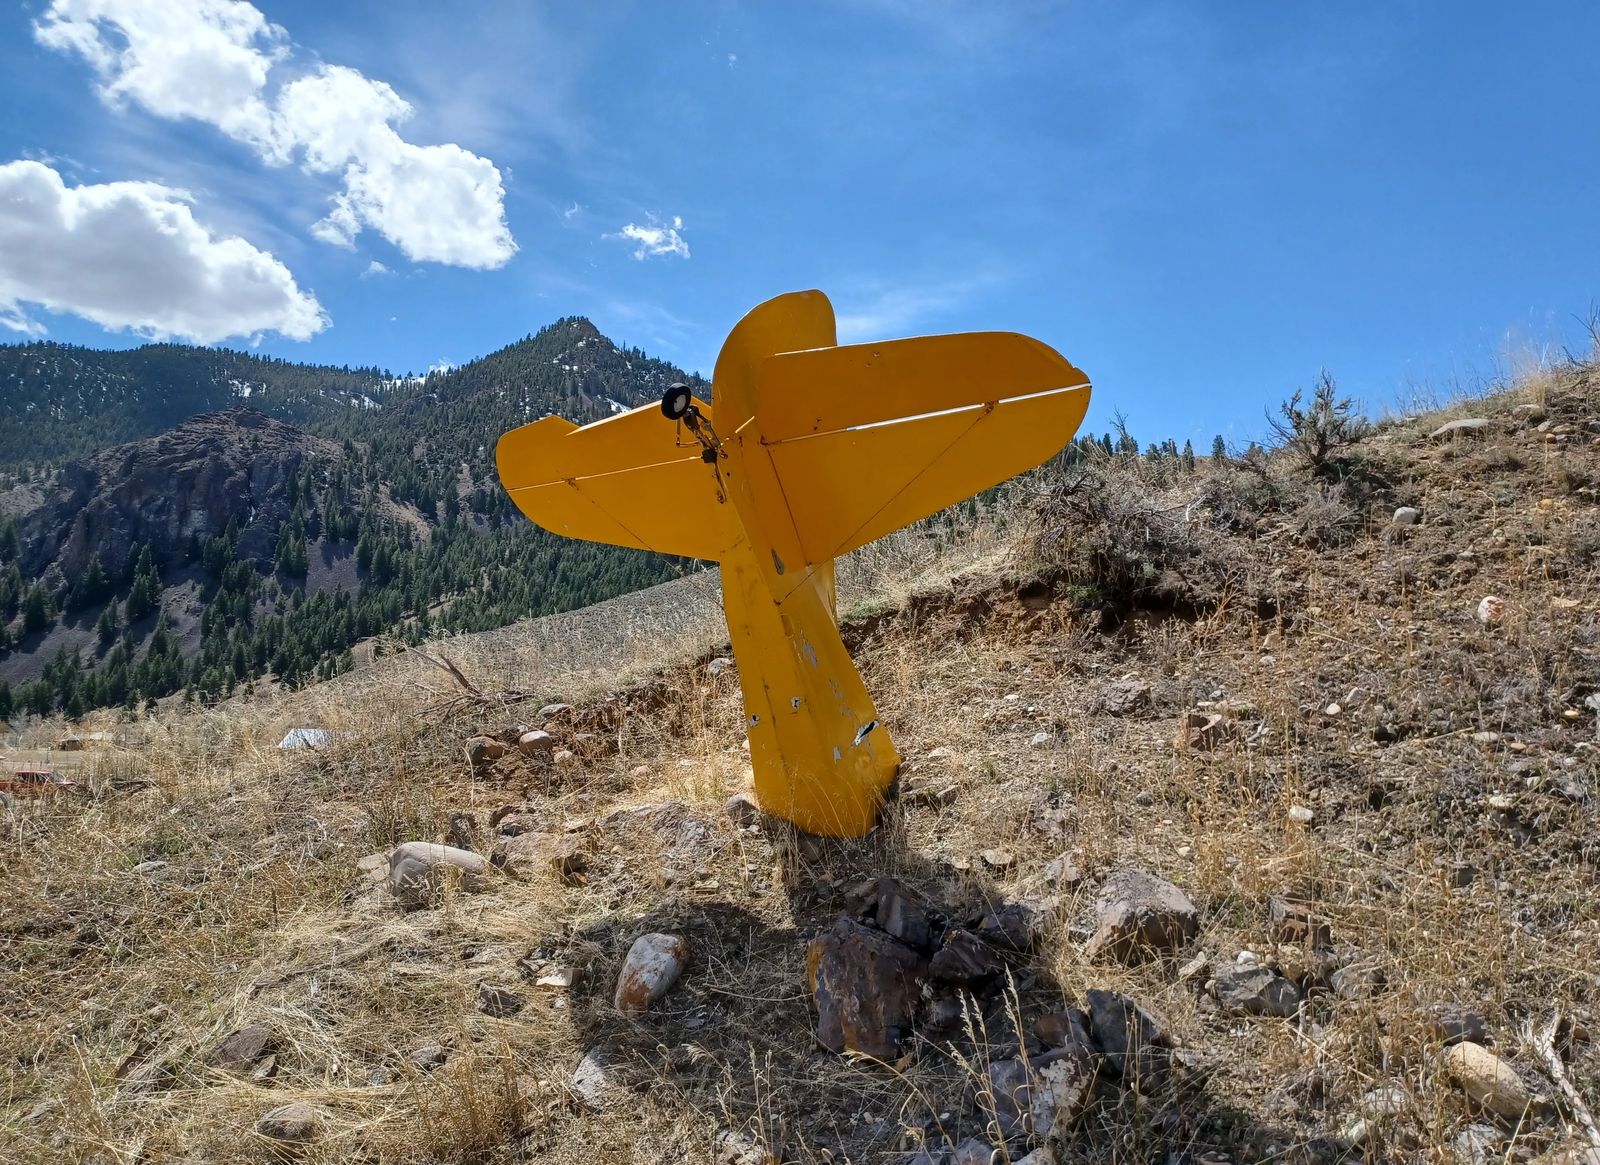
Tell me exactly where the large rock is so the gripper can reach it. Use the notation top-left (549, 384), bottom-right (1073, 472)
top-left (466, 735), bottom-right (507, 767)
top-left (844, 876), bottom-right (935, 951)
top-left (806, 918), bottom-right (926, 1058)
top-left (614, 933), bottom-right (689, 1016)
top-left (1084, 868), bottom-right (1198, 963)
top-left (1443, 1042), bottom-right (1541, 1119)
top-left (386, 842), bottom-right (490, 909)
top-left (1084, 988), bottom-right (1166, 1092)
top-left (517, 730), bottom-right (556, 758)
top-left (1213, 964), bottom-right (1303, 1018)
top-left (571, 1045), bottom-right (623, 1111)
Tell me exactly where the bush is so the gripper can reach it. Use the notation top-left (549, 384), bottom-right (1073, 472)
top-left (1267, 371), bottom-right (1371, 476)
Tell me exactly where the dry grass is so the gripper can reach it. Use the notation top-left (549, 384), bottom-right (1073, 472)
top-left (3, 365), bottom-right (1599, 1164)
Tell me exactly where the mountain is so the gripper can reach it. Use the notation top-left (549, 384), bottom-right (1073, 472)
top-left (0, 319), bottom-right (709, 718)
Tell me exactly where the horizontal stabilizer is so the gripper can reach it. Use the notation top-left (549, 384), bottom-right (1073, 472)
top-left (495, 402), bottom-right (737, 561)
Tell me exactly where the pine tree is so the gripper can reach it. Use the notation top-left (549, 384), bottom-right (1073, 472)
top-left (1211, 435), bottom-right (1228, 462)
top-left (22, 582), bottom-right (53, 634)
top-left (0, 518), bottom-right (19, 563)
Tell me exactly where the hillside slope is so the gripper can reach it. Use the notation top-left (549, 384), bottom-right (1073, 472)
top-left (2, 362), bottom-right (1597, 1165)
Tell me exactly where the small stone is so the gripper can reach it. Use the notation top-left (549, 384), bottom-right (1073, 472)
top-left (257, 1101), bottom-right (318, 1143)
top-left (1133, 790), bottom-right (1155, 807)
top-left (1269, 897), bottom-right (1331, 947)
top-left (466, 735), bottom-right (507, 766)
top-left (1213, 965), bottom-right (1302, 1017)
top-left (1451, 1123), bottom-right (1503, 1165)
top-left (477, 983), bottom-right (523, 1017)
top-left (571, 1045), bottom-right (621, 1111)
top-left (1393, 506), bottom-right (1422, 526)
top-left (927, 747), bottom-right (955, 761)
top-left (492, 831), bottom-right (587, 879)
top-left (1325, 702), bottom-right (1342, 716)
top-left (724, 792), bottom-right (762, 828)
top-left (1330, 960), bottom-right (1386, 1001)
top-left (517, 730), bottom-right (556, 757)
top-left (1422, 1004), bottom-right (1487, 1046)
top-left (552, 749), bottom-right (578, 768)
top-left (1476, 595), bottom-right (1505, 624)
top-left (386, 842), bottom-right (490, 909)
top-left (928, 928), bottom-right (1004, 985)
top-left (408, 1045), bottom-right (448, 1072)
top-left (902, 780), bottom-right (959, 808)
top-left (536, 702), bottom-right (573, 719)
top-left (1287, 805), bottom-right (1315, 824)
top-left (1029, 731), bottom-right (1052, 749)
top-left (614, 933), bottom-right (689, 1016)
top-left (1358, 1085), bottom-right (1408, 1118)
top-left (980, 848), bottom-right (1016, 871)
top-left (1443, 1041), bottom-right (1541, 1119)
top-left (208, 1024), bottom-right (274, 1074)
top-left (1430, 417), bottom-right (1490, 440)
top-left (131, 859), bottom-right (168, 875)
top-left (977, 901), bottom-right (1049, 952)
top-left (1095, 677), bottom-right (1152, 716)
top-left (1487, 793), bottom-right (1516, 812)
top-left (1042, 853), bottom-right (1082, 887)
top-left (1177, 711), bottom-right (1238, 752)
top-left (1034, 1007), bottom-right (1094, 1052)
top-left (714, 1127), bottom-right (777, 1165)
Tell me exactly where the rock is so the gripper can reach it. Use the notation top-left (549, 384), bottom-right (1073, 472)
top-left (1084, 988), bottom-right (1166, 1091)
top-left (951, 1138), bottom-right (997, 1165)
top-left (1269, 897), bottom-right (1331, 947)
top-left (614, 933), bottom-right (689, 1016)
top-left (466, 735), bottom-right (507, 766)
top-left (928, 928), bottom-right (1004, 985)
top-left (927, 746), bottom-right (955, 761)
top-left (1330, 960), bottom-right (1386, 1001)
top-left (1084, 868), bottom-right (1199, 963)
top-left (1133, 790), bottom-right (1155, 807)
top-left (1030, 1045), bottom-right (1097, 1137)
top-left (978, 901), bottom-right (1049, 952)
top-left (131, 859), bottom-right (168, 875)
top-left (1177, 711), bottom-right (1238, 751)
top-left (1042, 853), bottom-right (1082, 887)
top-left (257, 1101), bottom-right (318, 1142)
top-left (980, 848), bottom-right (1015, 871)
top-left (536, 702), bottom-right (573, 719)
top-left (570, 1045), bottom-right (622, 1111)
top-left (806, 917), bottom-right (926, 1058)
top-left (387, 842), bottom-right (490, 909)
top-left (1423, 1004), bottom-right (1487, 1046)
top-left (1213, 965), bottom-right (1302, 1017)
top-left (983, 1058), bottom-right (1034, 1140)
top-left (477, 983), bottom-right (524, 1018)
top-left (517, 730), bottom-right (556, 757)
top-left (446, 813), bottom-right (478, 852)
top-left (1095, 677), bottom-right (1152, 716)
top-left (493, 811), bottom-right (541, 837)
top-left (714, 1127), bottom-right (777, 1165)
top-left (845, 876), bottom-right (935, 952)
top-left (723, 791), bottom-right (762, 828)
top-left (1443, 1042), bottom-right (1541, 1119)
top-left (1430, 417), bottom-right (1490, 440)
top-left (492, 831), bottom-right (587, 879)
top-left (1358, 1085), bottom-right (1409, 1118)
top-left (207, 1024), bottom-right (275, 1073)
top-left (923, 995), bottom-right (965, 1038)
top-left (902, 779), bottom-right (959, 808)
top-left (1393, 506), bottom-right (1422, 526)
top-left (552, 749), bottom-right (578, 768)
top-left (1029, 731), bottom-right (1053, 749)
top-left (1451, 1123), bottom-right (1503, 1165)
top-left (1477, 595), bottom-right (1506, 625)
top-left (1287, 805), bottom-right (1315, 824)
top-left (408, 1045), bottom-right (448, 1072)
top-left (1035, 1007), bottom-right (1095, 1053)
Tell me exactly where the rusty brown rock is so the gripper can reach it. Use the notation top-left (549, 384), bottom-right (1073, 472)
top-left (806, 918), bottom-right (925, 1058)
top-left (1176, 712), bottom-right (1238, 751)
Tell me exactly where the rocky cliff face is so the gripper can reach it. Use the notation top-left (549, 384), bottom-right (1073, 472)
top-left (6, 408), bottom-right (340, 583)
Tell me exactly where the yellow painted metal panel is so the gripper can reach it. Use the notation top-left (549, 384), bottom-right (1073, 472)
top-left (756, 331), bottom-right (1088, 442)
top-left (712, 290), bottom-right (836, 431)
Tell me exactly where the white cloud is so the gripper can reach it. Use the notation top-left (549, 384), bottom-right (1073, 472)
top-left (0, 160), bottom-right (327, 343)
top-left (611, 214), bottom-right (690, 260)
top-left (35, 0), bottom-right (516, 270)
top-left (834, 272), bottom-right (1004, 342)
top-left (361, 260), bottom-right (391, 278)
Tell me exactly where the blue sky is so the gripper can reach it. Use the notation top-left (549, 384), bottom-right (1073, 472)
top-left (1, 1), bottom-right (1597, 447)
